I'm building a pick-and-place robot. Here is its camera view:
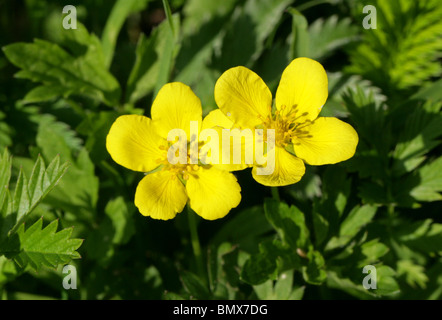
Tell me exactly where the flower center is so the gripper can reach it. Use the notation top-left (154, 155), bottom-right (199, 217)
top-left (259, 105), bottom-right (312, 147)
top-left (155, 142), bottom-right (200, 181)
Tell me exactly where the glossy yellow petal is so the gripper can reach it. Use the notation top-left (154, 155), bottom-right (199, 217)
top-left (106, 115), bottom-right (165, 172)
top-left (201, 109), bottom-right (234, 131)
top-left (252, 146), bottom-right (305, 187)
top-left (151, 82), bottom-right (202, 139)
top-left (199, 126), bottom-right (252, 171)
top-left (186, 168), bottom-right (241, 220)
top-left (293, 117), bottom-right (359, 165)
top-left (275, 57), bottom-right (328, 122)
top-left (134, 171), bottom-right (188, 220)
top-left (214, 66), bottom-right (272, 129)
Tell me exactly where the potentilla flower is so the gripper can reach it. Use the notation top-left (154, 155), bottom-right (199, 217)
top-left (106, 82), bottom-right (241, 220)
top-left (214, 57), bottom-right (359, 186)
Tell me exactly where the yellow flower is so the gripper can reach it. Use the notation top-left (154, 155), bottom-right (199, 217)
top-left (214, 57), bottom-right (359, 187)
top-left (106, 82), bottom-right (241, 220)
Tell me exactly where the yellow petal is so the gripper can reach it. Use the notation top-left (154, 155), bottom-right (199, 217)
top-left (106, 115), bottom-right (164, 172)
top-left (214, 66), bottom-right (272, 129)
top-left (199, 126), bottom-right (252, 172)
top-left (252, 146), bottom-right (305, 187)
top-left (201, 109), bottom-right (234, 131)
top-left (186, 168), bottom-right (241, 220)
top-left (293, 117), bottom-right (359, 165)
top-left (151, 82), bottom-right (202, 139)
top-left (275, 57), bottom-right (328, 122)
top-left (134, 171), bottom-right (188, 220)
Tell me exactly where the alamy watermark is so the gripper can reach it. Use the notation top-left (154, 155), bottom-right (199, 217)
top-left (62, 5), bottom-right (77, 30)
top-left (62, 264), bottom-right (77, 290)
top-left (167, 121), bottom-right (276, 175)
top-left (362, 5), bottom-right (377, 29)
top-left (362, 265), bottom-right (377, 290)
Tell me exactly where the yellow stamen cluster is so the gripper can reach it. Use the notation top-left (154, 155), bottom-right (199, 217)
top-left (259, 105), bottom-right (313, 147)
top-left (156, 143), bottom-right (200, 181)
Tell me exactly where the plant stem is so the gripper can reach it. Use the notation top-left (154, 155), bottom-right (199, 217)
top-left (271, 187), bottom-right (281, 202)
top-left (187, 206), bottom-right (206, 281)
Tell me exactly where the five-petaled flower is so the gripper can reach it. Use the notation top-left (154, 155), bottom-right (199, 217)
top-left (214, 57), bottom-right (359, 186)
top-left (106, 82), bottom-right (241, 220)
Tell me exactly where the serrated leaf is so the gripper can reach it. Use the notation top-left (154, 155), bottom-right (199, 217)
top-left (397, 260), bottom-right (429, 289)
top-left (36, 115), bottom-right (98, 220)
top-left (308, 15), bottom-right (359, 61)
top-left (2, 34), bottom-right (120, 106)
top-left (347, 0), bottom-right (442, 91)
top-left (0, 219), bottom-right (82, 271)
top-left (0, 153), bottom-right (69, 241)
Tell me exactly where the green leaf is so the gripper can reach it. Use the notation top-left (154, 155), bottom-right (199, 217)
top-left (0, 255), bottom-right (20, 286)
top-left (215, 0), bottom-right (294, 69)
top-left (101, 0), bottom-right (151, 68)
top-left (241, 240), bottom-right (280, 285)
top-left (0, 149), bottom-right (12, 211)
top-left (399, 220), bottom-right (442, 254)
top-left (397, 260), bottom-right (429, 289)
top-left (392, 101), bottom-right (442, 175)
top-left (359, 239), bottom-right (390, 268)
top-left (0, 154), bottom-right (69, 241)
top-left (347, 0), bottom-right (442, 92)
top-left (3, 34), bottom-right (120, 106)
top-left (375, 265), bottom-right (400, 297)
top-left (180, 270), bottom-right (210, 300)
top-left (264, 199), bottom-right (310, 250)
top-left (104, 197), bottom-right (135, 245)
top-left (36, 115), bottom-right (99, 220)
top-left (340, 205), bottom-right (377, 239)
top-left (412, 78), bottom-right (442, 102)
top-left (302, 250), bottom-right (327, 285)
top-left (307, 15), bottom-right (359, 61)
top-left (326, 205), bottom-right (377, 251)
top-left (409, 157), bottom-right (442, 202)
top-left (210, 205), bottom-right (272, 250)
top-left (288, 7), bottom-right (309, 59)
top-left (126, 14), bottom-right (180, 104)
top-left (0, 219), bottom-right (82, 271)
top-left (0, 112), bottom-right (12, 149)
top-left (253, 270), bottom-right (304, 300)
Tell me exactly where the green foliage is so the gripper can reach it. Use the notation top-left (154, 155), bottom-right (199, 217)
top-left (0, 0), bottom-right (441, 301)
top-left (2, 24), bottom-right (120, 106)
top-left (0, 149), bottom-right (81, 273)
top-left (347, 0), bottom-right (442, 94)
top-left (0, 219), bottom-right (82, 271)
